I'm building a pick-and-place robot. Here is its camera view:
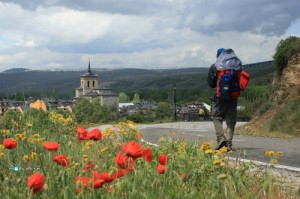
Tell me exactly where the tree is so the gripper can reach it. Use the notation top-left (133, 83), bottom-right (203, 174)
top-left (273, 36), bottom-right (300, 74)
top-left (74, 99), bottom-right (94, 123)
top-left (155, 102), bottom-right (172, 119)
top-left (119, 92), bottom-right (130, 103)
top-left (132, 93), bottom-right (141, 103)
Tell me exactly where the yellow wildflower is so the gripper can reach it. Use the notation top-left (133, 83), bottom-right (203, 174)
top-left (275, 151), bottom-right (283, 157)
top-left (99, 147), bottom-right (108, 154)
top-left (200, 142), bottom-right (212, 151)
top-left (213, 159), bottom-right (222, 165)
top-left (128, 122), bottom-right (137, 131)
top-left (0, 129), bottom-right (10, 136)
top-left (23, 155), bottom-right (30, 161)
top-left (220, 147), bottom-right (228, 153)
top-left (15, 133), bottom-right (26, 140)
top-left (33, 134), bottom-right (40, 138)
top-left (37, 138), bottom-right (44, 144)
top-left (177, 141), bottom-right (187, 155)
top-left (205, 149), bottom-right (214, 154)
top-left (30, 152), bottom-right (37, 159)
top-left (27, 123), bottom-right (33, 128)
top-left (265, 151), bottom-right (275, 156)
top-left (0, 153), bottom-right (5, 158)
top-left (82, 155), bottom-right (88, 162)
top-left (215, 150), bottom-right (221, 156)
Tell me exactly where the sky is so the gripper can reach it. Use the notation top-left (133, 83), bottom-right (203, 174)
top-left (0, 0), bottom-right (299, 71)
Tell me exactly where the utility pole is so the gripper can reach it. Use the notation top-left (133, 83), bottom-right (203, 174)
top-left (173, 83), bottom-right (177, 121)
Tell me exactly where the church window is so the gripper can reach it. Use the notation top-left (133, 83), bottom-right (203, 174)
top-left (93, 81), bottom-right (95, 87)
top-left (88, 81), bottom-right (90, 87)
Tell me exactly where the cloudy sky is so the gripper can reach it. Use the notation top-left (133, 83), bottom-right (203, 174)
top-left (0, 0), bottom-right (299, 71)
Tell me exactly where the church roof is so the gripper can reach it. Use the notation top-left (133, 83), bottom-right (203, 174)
top-left (85, 90), bottom-right (100, 96)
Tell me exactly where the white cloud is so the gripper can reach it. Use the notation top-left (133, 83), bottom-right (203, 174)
top-left (0, 0), bottom-right (299, 71)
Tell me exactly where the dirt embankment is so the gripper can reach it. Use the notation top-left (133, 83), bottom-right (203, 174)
top-left (238, 53), bottom-right (300, 137)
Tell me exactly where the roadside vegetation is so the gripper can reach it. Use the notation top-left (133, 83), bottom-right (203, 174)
top-left (0, 109), bottom-right (297, 198)
top-left (237, 36), bottom-right (300, 138)
top-left (273, 36), bottom-right (300, 74)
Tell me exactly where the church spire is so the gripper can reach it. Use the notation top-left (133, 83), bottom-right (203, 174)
top-left (88, 59), bottom-right (91, 73)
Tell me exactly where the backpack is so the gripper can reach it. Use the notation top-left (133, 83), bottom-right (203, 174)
top-left (213, 48), bottom-right (250, 99)
top-left (216, 69), bottom-right (241, 99)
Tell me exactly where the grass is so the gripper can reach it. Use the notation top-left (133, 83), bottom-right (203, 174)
top-left (0, 109), bottom-right (298, 198)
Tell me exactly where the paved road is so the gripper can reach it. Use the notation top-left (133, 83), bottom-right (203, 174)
top-left (137, 122), bottom-right (300, 169)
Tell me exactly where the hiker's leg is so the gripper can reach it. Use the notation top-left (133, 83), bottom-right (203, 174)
top-left (213, 117), bottom-right (225, 141)
top-left (211, 99), bottom-right (226, 148)
top-left (225, 99), bottom-right (237, 148)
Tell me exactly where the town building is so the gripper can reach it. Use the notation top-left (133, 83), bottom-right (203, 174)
top-left (74, 62), bottom-right (119, 107)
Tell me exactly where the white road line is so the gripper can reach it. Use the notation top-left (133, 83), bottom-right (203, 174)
top-left (232, 139), bottom-right (245, 142)
top-left (181, 132), bottom-right (203, 137)
top-left (227, 157), bottom-right (300, 173)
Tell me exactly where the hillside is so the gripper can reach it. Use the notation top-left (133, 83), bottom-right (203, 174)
top-left (240, 52), bottom-right (300, 137)
top-left (0, 61), bottom-right (274, 100)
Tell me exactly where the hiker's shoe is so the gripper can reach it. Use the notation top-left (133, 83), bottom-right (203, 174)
top-left (215, 139), bottom-right (227, 150)
top-left (226, 146), bottom-right (234, 152)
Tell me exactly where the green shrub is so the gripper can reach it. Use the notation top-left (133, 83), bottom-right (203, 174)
top-left (0, 110), bottom-right (21, 131)
top-left (73, 99), bottom-right (112, 124)
top-left (269, 99), bottom-right (300, 135)
top-left (258, 101), bottom-right (274, 116)
top-left (273, 36), bottom-right (300, 74)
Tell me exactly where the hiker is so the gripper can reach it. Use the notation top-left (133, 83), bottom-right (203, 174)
top-left (198, 104), bottom-right (206, 121)
top-left (207, 48), bottom-right (249, 151)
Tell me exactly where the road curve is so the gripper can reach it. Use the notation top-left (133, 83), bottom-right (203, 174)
top-left (95, 121), bottom-right (300, 169)
top-left (137, 121), bottom-right (300, 169)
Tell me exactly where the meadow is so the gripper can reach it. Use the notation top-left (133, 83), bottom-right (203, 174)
top-left (0, 109), bottom-right (297, 198)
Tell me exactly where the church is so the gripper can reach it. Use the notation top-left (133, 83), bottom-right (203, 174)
top-left (74, 62), bottom-right (119, 107)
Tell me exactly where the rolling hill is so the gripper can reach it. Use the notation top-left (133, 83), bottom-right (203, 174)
top-left (0, 61), bottom-right (275, 100)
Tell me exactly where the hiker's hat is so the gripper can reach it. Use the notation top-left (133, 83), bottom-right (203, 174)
top-left (217, 48), bottom-right (225, 58)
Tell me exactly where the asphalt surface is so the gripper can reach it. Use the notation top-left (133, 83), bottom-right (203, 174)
top-left (137, 122), bottom-right (300, 169)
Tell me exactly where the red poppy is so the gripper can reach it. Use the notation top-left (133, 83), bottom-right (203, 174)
top-left (43, 142), bottom-right (59, 152)
top-left (115, 151), bottom-right (127, 169)
top-left (158, 155), bottom-right (169, 165)
top-left (75, 177), bottom-right (90, 193)
top-left (128, 159), bottom-right (135, 172)
top-left (101, 172), bottom-right (114, 183)
top-left (85, 162), bottom-right (97, 171)
top-left (135, 134), bottom-right (141, 140)
top-left (77, 125), bottom-right (89, 141)
top-left (156, 164), bottom-right (166, 174)
top-left (93, 171), bottom-right (101, 181)
top-left (182, 173), bottom-right (187, 181)
top-left (88, 128), bottom-right (102, 141)
top-left (143, 148), bottom-right (153, 162)
top-left (92, 171), bottom-right (105, 189)
top-left (112, 169), bottom-right (127, 179)
top-left (28, 173), bottom-right (44, 194)
top-left (94, 179), bottom-right (105, 189)
top-left (54, 154), bottom-right (69, 167)
top-left (121, 140), bottom-right (143, 159)
top-left (115, 151), bottom-right (134, 171)
top-left (3, 138), bottom-right (18, 149)
top-left (85, 162), bottom-right (91, 171)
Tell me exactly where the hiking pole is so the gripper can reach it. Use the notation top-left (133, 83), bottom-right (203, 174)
top-left (210, 96), bottom-right (213, 120)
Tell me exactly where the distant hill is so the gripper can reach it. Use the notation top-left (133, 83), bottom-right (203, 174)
top-left (0, 61), bottom-right (275, 99)
top-left (3, 68), bottom-right (31, 73)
